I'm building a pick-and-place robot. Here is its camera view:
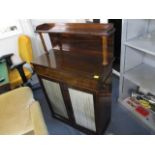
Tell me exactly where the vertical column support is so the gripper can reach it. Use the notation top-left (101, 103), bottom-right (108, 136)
top-left (39, 32), bottom-right (48, 54)
top-left (58, 35), bottom-right (62, 51)
top-left (102, 36), bottom-right (108, 66)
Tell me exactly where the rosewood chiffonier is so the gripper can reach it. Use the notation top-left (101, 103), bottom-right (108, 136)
top-left (32, 23), bottom-right (115, 134)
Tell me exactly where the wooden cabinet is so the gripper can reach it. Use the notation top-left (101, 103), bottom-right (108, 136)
top-left (33, 23), bottom-right (115, 134)
top-left (33, 48), bottom-right (113, 134)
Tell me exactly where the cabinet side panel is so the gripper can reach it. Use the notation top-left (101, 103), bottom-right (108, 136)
top-left (68, 88), bottom-right (96, 132)
top-left (42, 79), bottom-right (69, 119)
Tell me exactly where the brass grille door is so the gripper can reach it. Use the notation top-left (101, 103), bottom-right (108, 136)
top-left (69, 88), bottom-right (96, 131)
top-left (42, 79), bottom-right (68, 119)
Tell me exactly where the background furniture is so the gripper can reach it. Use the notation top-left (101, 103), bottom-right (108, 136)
top-left (119, 19), bottom-right (155, 132)
top-left (33, 23), bottom-right (115, 134)
top-left (0, 60), bottom-right (10, 94)
top-left (1, 35), bottom-right (33, 89)
top-left (0, 87), bottom-right (48, 135)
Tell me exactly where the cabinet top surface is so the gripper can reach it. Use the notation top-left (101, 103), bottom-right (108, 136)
top-left (36, 23), bottom-right (114, 36)
top-left (32, 49), bottom-right (113, 83)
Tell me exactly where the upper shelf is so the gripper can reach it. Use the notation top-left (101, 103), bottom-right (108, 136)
top-left (35, 23), bottom-right (115, 36)
top-left (125, 32), bottom-right (155, 56)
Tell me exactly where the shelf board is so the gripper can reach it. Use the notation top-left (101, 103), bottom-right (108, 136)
top-left (121, 98), bottom-right (155, 132)
top-left (125, 33), bottom-right (155, 56)
top-left (124, 63), bottom-right (155, 95)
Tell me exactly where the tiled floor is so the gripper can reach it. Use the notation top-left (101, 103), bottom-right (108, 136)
top-left (33, 75), bottom-right (152, 135)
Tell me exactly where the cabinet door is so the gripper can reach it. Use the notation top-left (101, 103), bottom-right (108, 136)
top-left (42, 79), bottom-right (69, 119)
top-left (68, 88), bottom-right (96, 131)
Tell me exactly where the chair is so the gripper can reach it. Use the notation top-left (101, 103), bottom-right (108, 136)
top-left (0, 35), bottom-right (34, 89)
top-left (0, 87), bottom-right (48, 135)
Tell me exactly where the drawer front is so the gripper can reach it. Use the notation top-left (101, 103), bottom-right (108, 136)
top-left (42, 79), bottom-right (69, 119)
top-left (68, 88), bottom-right (96, 131)
top-left (34, 65), bottom-right (98, 92)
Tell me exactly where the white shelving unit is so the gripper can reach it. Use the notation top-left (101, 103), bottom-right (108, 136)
top-left (125, 31), bottom-right (155, 57)
top-left (119, 19), bottom-right (155, 132)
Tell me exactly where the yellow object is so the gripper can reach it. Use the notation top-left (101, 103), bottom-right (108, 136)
top-left (139, 100), bottom-right (151, 109)
top-left (93, 75), bottom-right (99, 79)
top-left (9, 67), bottom-right (32, 89)
top-left (0, 87), bottom-right (48, 135)
top-left (9, 35), bottom-right (33, 89)
top-left (18, 35), bottom-right (33, 64)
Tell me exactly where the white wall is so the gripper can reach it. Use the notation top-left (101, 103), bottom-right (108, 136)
top-left (0, 20), bottom-right (31, 63)
top-left (0, 20), bottom-right (44, 63)
top-left (0, 35), bottom-right (21, 63)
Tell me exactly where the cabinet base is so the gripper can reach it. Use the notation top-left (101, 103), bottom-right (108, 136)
top-left (53, 114), bottom-right (111, 135)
